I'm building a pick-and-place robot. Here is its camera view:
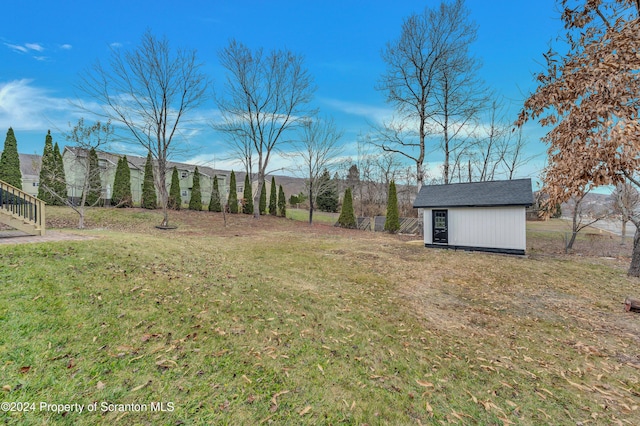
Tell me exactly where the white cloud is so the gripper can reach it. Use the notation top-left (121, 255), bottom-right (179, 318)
top-left (4, 42), bottom-right (46, 54)
top-left (321, 97), bottom-right (393, 124)
top-left (60, 44), bottom-right (73, 50)
top-left (25, 43), bottom-right (44, 52)
top-left (5, 43), bottom-right (28, 53)
top-left (0, 79), bottom-right (78, 132)
top-left (109, 42), bottom-right (123, 49)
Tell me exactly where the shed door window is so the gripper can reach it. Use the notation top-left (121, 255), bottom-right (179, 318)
top-left (432, 210), bottom-right (448, 244)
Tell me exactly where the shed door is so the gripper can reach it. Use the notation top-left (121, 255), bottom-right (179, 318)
top-left (432, 210), bottom-right (448, 244)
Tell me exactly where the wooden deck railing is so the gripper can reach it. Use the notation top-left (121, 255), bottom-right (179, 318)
top-left (0, 180), bottom-right (46, 236)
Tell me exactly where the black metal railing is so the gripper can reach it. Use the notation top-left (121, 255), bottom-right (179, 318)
top-left (0, 180), bottom-right (46, 234)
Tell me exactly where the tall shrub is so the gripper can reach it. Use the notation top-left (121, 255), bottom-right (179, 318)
top-left (269, 176), bottom-right (277, 216)
top-left (243, 173), bottom-right (253, 214)
top-left (259, 181), bottom-right (267, 215)
top-left (168, 167), bottom-right (181, 210)
top-left (209, 175), bottom-right (222, 212)
top-left (384, 180), bottom-right (400, 233)
top-left (38, 131), bottom-right (55, 203)
top-left (189, 167), bottom-right (202, 211)
top-left (141, 151), bottom-right (157, 209)
top-left (113, 155), bottom-right (132, 207)
top-left (53, 142), bottom-right (67, 204)
top-left (228, 170), bottom-right (238, 213)
top-left (278, 185), bottom-right (286, 217)
top-left (0, 128), bottom-right (22, 188)
top-left (337, 188), bottom-right (357, 228)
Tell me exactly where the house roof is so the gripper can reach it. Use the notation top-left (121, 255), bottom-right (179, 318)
top-left (0, 152), bottom-right (41, 178)
top-left (413, 178), bottom-right (534, 208)
top-left (19, 153), bottom-right (41, 178)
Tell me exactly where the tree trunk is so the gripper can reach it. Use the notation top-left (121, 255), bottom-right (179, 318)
top-left (308, 183), bottom-right (314, 225)
top-left (627, 226), bottom-right (640, 277)
top-left (621, 219), bottom-right (627, 245)
top-left (253, 177), bottom-right (262, 219)
top-left (157, 160), bottom-right (169, 227)
top-left (566, 231), bottom-right (578, 251)
top-left (624, 297), bottom-right (640, 312)
top-left (78, 207), bottom-right (85, 229)
top-left (568, 204), bottom-right (580, 251)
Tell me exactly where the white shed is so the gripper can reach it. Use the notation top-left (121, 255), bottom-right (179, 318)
top-left (413, 179), bottom-right (534, 255)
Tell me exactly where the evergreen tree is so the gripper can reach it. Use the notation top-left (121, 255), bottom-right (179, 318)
top-left (113, 155), bottom-right (133, 207)
top-left (141, 151), bottom-right (157, 209)
top-left (316, 169), bottom-right (339, 212)
top-left (0, 128), bottom-right (22, 189)
top-left (52, 142), bottom-right (67, 204)
top-left (38, 131), bottom-right (55, 203)
top-left (269, 176), bottom-right (277, 216)
top-left (189, 167), bottom-right (202, 211)
top-left (337, 188), bottom-right (357, 228)
top-left (228, 170), bottom-right (238, 213)
top-left (243, 173), bottom-right (253, 214)
top-left (259, 181), bottom-right (267, 215)
top-left (384, 180), bottom-right (400, 233)
top-left (111, 156), bottom-right (124, 204)
top-left (209, 175), bottom-right (222, 212)
top-left (278, 185), bottom-right (286, 217)
top-left (168, 167), bottom-right (182, 210)
top-left (84, 148), bottom-right (102, 206)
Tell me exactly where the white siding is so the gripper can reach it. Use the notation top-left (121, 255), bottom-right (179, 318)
top-left (423, 209), bottom-right (433, 245)
top-left (423, 206), bottom-right (526, 251)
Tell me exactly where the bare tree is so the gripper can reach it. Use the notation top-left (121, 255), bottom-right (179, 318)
top-left (215, 39), bottom-right (316, 219)
top-left (375, 0), bottom-right (482, 190)
top-left (431, 2), bottom-right (487, 184)
top-left (453, 100), bottom-right (535, 183)
top-left (565, 189), bottom-right (610, 251)
top-left (500, 127), bottom-right (531, 180)
top-left (292, 116), bottom-right (343, 224)
top-left (518, 0), bottom-right (640, 275)
top-left (40, 118), bottom-right (113, 229)
top-left (356, 138), bottom-right (380, 216)
top-left (471, 100), bottom-right (516, 182)
top-left (610, 182), bottom-right (640, 244)
top-left (78, 30), bottom-right (209, 228)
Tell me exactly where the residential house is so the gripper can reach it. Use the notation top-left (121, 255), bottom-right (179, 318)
top-left (62, 148), bottom-right (230, 208)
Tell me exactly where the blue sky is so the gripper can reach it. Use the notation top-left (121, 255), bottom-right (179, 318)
top-left (0, 0), bottom-right (563, 187)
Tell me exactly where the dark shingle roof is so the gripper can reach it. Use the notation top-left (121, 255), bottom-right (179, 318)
top-left (19, 153), bottom-right (41, 178)
top-left (413, 178), bottom-right (534, 208)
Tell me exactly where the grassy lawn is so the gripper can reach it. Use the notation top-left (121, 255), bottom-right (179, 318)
top-left (1, 208), bottom-right (639, 425)
top-left (286, 208), bottom-right (339, 225)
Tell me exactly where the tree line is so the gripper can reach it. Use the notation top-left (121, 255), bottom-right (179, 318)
top-left (9, 0), bottom-right (638, 265)
top-left (60, 0), bottom-right (537, 231)
top-left (5, 0), bottom-right (530, 231)
top-left (0, 124), bottom-right (295, 227)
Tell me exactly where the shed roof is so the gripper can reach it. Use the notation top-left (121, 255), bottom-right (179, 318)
top-left (413, 178), bottom-right (534, 208)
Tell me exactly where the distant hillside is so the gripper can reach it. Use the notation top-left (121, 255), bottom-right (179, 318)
top-left (560, 192), bottom-right (613, 216)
